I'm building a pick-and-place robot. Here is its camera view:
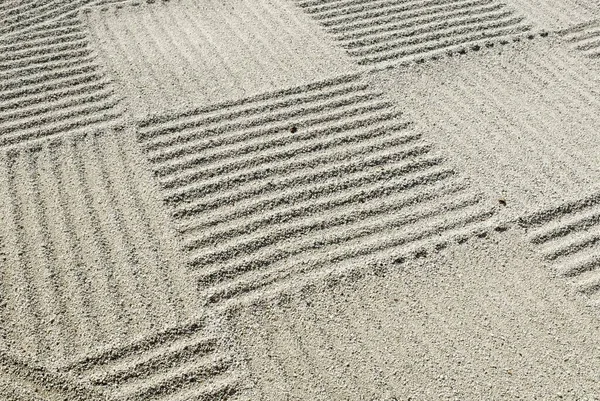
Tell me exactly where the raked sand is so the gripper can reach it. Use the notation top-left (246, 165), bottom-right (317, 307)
top-left (0, 0), bottom-right (600, 400)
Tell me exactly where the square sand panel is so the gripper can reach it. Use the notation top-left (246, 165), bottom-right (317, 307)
top-left (137, 75), bottom-right (495, 308)
top-left (84, 0), bottom-right (355, 119)
top-left (0, 129), bottom-right (198, 366)
top-left (371, 39), bottom-right (600, 214)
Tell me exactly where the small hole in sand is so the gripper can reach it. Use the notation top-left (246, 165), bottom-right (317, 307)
top-left (435, 242), bottom-right (448, 251)
top-left (472, 44), bottom-right (481, 51)
top-left (416, 58), bottom-right (425, 64)
top-left (290, 126), bottom-right (298, 133)
top-left (393, 256), bottom-right (406, 264)
top-left (414, 249), bottom-right (427, 258)
top-left (458, 49), bottom-right (467, 55)
top-left (486, 42), bottom-right (494, 48)
top-left (527, 34), bottom-right (535, 40)
top-left (540, 32), bottom-right (549, 37)
top-left (494, 226), bottom-right (508, 232)
top-left (498, 198), bottom-right (507, 206)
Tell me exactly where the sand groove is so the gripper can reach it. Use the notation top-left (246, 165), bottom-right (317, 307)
top-left (138, 75), bottom-right (494, 308)
top-left (0, 18), bottom-right (124, 149)
top-left (0, 350), bottom-right (104, 401)
top-left (0, 129), bottom-right (196, 366)
top-left (62, 320), bottom-right (240, 401)
top-left (521, 191), bottom-right (600, 302)
top-left (235, 232), bottom-right (600, 399)
top-left (293, 0), bottom-right (531, 67)
top-left (84, 0), bottom-right (354, 119)
top-left (561, 19), bottom-right (600, 58)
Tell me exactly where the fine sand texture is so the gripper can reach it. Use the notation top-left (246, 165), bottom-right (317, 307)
top-left (501, 0), bottom-right (599, 30)
top-left (137, 73), bottom-right (497, 311)
top-left (561, 19), bottom-right (600, 59)
top-left (1, 0), bottom-right (600, 400)
top-left (233, 229), bottom-right (600, 400)
top-left (0, 17), bottom-right (125, 150)
top-left (83, 0), bottom-right (354, 119)
top-left (292, 0), bottom-right (532, 68)
top-left (370, 37), bottom-right (600, 214)
top-left (0, 129), bottom-right (199, 368)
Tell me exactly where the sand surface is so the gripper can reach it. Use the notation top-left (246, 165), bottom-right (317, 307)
top-left (1, 0), bottom-right (600, 400)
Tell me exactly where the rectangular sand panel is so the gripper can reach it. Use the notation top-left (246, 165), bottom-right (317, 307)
top-left (292, 0), bottom-right (532, 68)
top-left (84, 0), bottom-right (355, 119)
top-left (371, 40), bottom-right (600, 212)
top-left (136, 75), bottom-right (495, 308)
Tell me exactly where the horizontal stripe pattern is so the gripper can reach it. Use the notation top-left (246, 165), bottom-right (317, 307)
top-left (0, 0), bottom-right (129, 37)
top-left (293, 0), bottom-right (532, 67)
top-left (521, 191), bottom-right (600, 303)
top-left (561, 19), bottom-right (600, 58)
top-left (60, 320), bottom-right (241, 401)
top-left (0, 17), bottom-right (124, 150)
top-left (137, 75), bottom-right (495, 308)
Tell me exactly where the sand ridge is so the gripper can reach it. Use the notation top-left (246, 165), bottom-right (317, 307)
top-left (136, 73), bottom-right (497, 311)
top-left (560, 19), bottom-right (600, 59)
top-left (519, 189), bottom-right (600, 306)
top-left (369, 37), bottom-right (600, 212)
top-left (293, 0), bottom-right (533, 68)
top-left (0, 18), bottom-right (125, 150)
top-left (233, 229), bottom-right (600, 400)
top-left (0, 0), bottom-right (600, 399)
top-left (501, 0), bottom-right (599, 30)
top-left (0, 129), bottom-right (199, 368)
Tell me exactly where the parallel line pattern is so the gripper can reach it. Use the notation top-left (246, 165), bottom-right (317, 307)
top-left (392, 43), bottom-right (600, 210)
top-left (0, 129), bottom-right (193, 366)
top-left (292, 0), bottom-right (532, 67)
top-left (561, 19), bottom-right (600, 59)
top-left (138, 75), bottom-right (495, 308)
top-left (83, 0), bottom-right (353, 119)
top-left (0, 0), bottom-right (129, 38)
top-left (0, 17), bottom-right (124, 150)
top-left (520, 190), bottom-right (600, 300)
top-left (61, 320), bottom-right (241, 401)
top-left (0, 350), bottom-right (103, 401)
top-left (501, 0), bottom-right (598, 30)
